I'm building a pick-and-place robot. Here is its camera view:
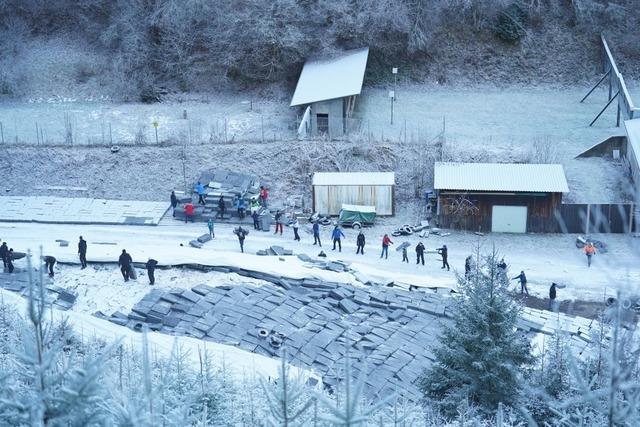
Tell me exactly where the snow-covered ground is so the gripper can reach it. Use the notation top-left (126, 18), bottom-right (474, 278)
top-left (0, 95), bottom-right (294, 145)
top-left (3, 217), bottom-right (639, 306)
top-left (1, 84), bottom-right (634, 207)
top-left (0, 284), bottom-right (311, 382)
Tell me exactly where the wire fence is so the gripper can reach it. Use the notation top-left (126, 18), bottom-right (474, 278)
top-left (0, 109), bottom-right (443, 147)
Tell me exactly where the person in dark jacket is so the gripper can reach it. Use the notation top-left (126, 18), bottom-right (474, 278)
top-left (512, 270), bottom-right (528, 295)
top-left (217, 196), bottom-right (226, 219)
top-left (118, 249), bottom-right (133, 282)
top-left (6, 248), bottom-right (14, 273)
top-left (332, 226), bottom-right (345, 252)
top-left (356, 231), bottom-right (365, 254)
top-left (416, 242), bottom-right (425, 265)
top-left (252, 210), bottom-right (260, 230)
top-left (274, 211), bottom-right (284, 235)
top-left (437, 245), bottom-right (449, 270)
top-left (0, 242), bottom-right (8, 269)
top-left (234, 226), bottom-right (248, 253)
top-left (78, 236), bottom-right (88, 269)
top-left (402, 246), bottom-right (409, 263)
top-left (464, 255), bottom-right (472, 279)
top-left (312, 222), bottom-right (321, 246)
top-left (44, 255), bottom-right (56, 277)
top-left (549, 282), bottom-right (557, 311)
top-left (146, 258), bottom-right (158, 285)
top-left (170, 191), bottom-right (178, 217)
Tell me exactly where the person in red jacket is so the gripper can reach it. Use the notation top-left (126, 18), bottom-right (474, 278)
top-left (184, 202), bottom-right (195, 223)
top-left (259, 186), bottom-right (269, 208)
top-left (380, 234), bottom-right (393, 259)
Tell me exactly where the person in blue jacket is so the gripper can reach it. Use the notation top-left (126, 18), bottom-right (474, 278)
top-left (312, 221), bottom-right (321, 246)
top-left (195, 182), bottom-right (206, 205)
top-left (236, 196), bottom-right (246, 219)
top-left (331, 226), bottom-right (345, 252)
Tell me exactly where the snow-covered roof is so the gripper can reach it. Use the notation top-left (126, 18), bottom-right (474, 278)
top-left (290, 47), bottom-right (369, 106)
top-left (434, 162), bottom-right (570, 193)
top-left (312, 172), bottom-right (395, 186)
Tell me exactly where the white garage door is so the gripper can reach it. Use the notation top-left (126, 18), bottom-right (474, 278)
top-left (491, 205), bottom-right (527, 233)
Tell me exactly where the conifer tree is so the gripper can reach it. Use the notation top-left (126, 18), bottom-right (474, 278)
top-left (418, 251), bottom-right (534, 418)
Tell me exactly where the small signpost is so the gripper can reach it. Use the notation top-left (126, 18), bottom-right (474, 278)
top-left (152, 118), bottom-right (159, 144)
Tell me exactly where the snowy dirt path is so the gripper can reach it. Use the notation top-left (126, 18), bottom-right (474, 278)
top-left (2, 219), bottom-right (639, 305)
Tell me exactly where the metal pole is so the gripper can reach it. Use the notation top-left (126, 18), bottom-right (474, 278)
top-left (155, 127), bottom-right (159, 145)
top-left (590, 91), bottom-right (619, 127)
top-left (394, 73), bottom-right (397, 101)
top-left (390, 97), bottom-right (394, 125)
top-left (1, 121), bottom-right (4, 144)
top-left (580, 69), bottom-right (610, 103)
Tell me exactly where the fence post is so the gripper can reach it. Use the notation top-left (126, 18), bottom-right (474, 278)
top-left (0, 121), bottom-right (3, 144)
top-left (585, 204), bottom-right (590, 234)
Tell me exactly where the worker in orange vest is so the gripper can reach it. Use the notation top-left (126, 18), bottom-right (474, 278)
top-left (584, 243), bottom-right (596, 267)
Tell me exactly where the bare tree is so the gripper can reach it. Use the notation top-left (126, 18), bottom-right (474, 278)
top-left (443, 194), bottom-right (479, 230)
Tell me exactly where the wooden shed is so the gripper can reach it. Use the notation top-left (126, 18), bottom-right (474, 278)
top-left (434, 162), bottom-right (569, 233)
top-left (312, 172), bottom-right (395, 216)
top-left (291, 48), bottom-right (369, 138)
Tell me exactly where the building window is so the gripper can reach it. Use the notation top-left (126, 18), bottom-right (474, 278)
top-left (317, 114), bottom-right (329, 134)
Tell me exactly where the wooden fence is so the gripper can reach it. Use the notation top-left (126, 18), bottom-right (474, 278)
top-left (553, 203), bottom-right (635, 234)
top-left (437, 203), bottom-right (636, 234)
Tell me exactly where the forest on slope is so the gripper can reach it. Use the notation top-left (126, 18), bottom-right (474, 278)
top-left (0, 0), bottom-right (638, 101)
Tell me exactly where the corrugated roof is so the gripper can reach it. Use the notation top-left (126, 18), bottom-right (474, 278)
top-left (312, 172), bottom-right (395, 186)
top-left (290, 48), bottom-right (369, 106)
top-left (434, 162), bottom-right (569, 193)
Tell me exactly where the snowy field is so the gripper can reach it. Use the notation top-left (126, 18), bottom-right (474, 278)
top-left (1, 84), bottom-right (635, 208)
top-left (2, 217), bottom-right (639, 307)
top-left (0, 95), bottom-right (295, 145)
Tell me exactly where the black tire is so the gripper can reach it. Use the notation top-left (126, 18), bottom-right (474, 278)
top-left (352, 222), bottom-right (362, 229)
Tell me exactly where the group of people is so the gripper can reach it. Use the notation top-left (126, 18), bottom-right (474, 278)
top-left (172, 184), bottom-right (269, 224)
top-left (320, 225), bottom-right (450, 269)
top-left (0, 241), bottom-right (15, 273)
